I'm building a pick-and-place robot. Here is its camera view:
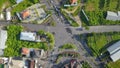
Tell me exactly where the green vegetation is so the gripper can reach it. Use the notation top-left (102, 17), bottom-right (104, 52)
top-left (59, 51), bottom-right (80, 58)
top-left (81, 61), bottom-right (92, 68)
top-left (82, 0), bottom-right (120, 26)
top-left (85, 32), bottom-right (120, 68)
top-left (4, 25), bottom-right (54, 57)
top-left (11, 0), bottom-right (39, 15)
top-left (107, 60), bottom-right (120, 68)
top-left (60, 9), bottom-right (79, 27)
top-left (0, 64), bottom-right (4, 68)
top-left (0, 0), bottom-right (14, 11)
top-left (60, 43), bottom-right (77, 50)
top-left (55, 55), bottom-right (62, 64)
top-left (71, 7), bottom-right (81, 16)
top-left (38, 30), bottom-right (55, 50)
top-left (86, 32), bottom-right (120, 56)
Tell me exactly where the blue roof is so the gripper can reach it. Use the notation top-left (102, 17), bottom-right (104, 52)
top-left (16, 0), bottom-right (23, 4)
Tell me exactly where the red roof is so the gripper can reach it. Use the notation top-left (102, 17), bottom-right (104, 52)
top-left (22, 48), bottom-right (30, 55)
top-left (70, 0), bottom-right (77, 4)
top-left (22, 10), bottom-right (30, 19)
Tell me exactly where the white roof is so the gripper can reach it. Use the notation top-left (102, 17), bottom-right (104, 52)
top-left (0, 30), bottom-right (7, 49)
top-left (107, 41), bottom-right (120, 62)
top-left (107, 11), bottom-right (118, 17)
top-left (110, 50), bottom-right (120, 62)
top-left (6, 11), bottom-right (11, 20)
top-left (106, 11), bottom-right (118, 21)
top-left (118, 11), bottom-right (120, 20)
top-left (118, 11), bottom-right (120, 16)
top-left (20, 32), bottom-right (36, 41)
top-left (0, 13), bottom-right (4, 19)
top-left (107, 41), bottom-right (120, 54)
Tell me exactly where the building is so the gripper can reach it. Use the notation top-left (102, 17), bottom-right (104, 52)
top-left (21, 48), bottom-right (30, 57)
top-left (22, 10), bottom-right (30, 19)
top-left (0, 30), bottom-right (7, 56)
top-left (20, 32), bottom-right (36, 41)
top-left (0, 13), bottom-right (4, 20)
top-left (16, 0), bottom-right (23, 4)
top-left (107, 41), bottom-right (120, 62)
top-left (0, 57), bottom-right (8, 64)
top-left (6, 11), bottom-right (11, 21)
top-left (106, 11), bottom-right (120, 21)
top-left (70, 0), bottom-right (77, 4)
top-left (16, 3), bottom-right (47, 23)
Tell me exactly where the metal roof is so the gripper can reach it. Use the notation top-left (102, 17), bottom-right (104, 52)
top-left (106, 11), bottom-right (120, 21)
top-left (0, 30), bottom-right (7, 49)
top-left (118, 11), bottom-right (120, 20)
top-left (110, 49), bottom-right (120, 62)
top-left (107, 41), bottom-right (120, 54)
top-left (20, 32), bottom-right (36, 41)
top-left (107, 41), bottom-right (120, 62)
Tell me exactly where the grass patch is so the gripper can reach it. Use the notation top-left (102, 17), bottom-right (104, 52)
top-left (86, 32), bottom-right (120, 56)
top-left (85, 32), bottom-right (120, 68)
top-left (82, 0), bottom-right (120, 26)
top-left (60, 43), bottom-right (78, 50)
top-left (0, 0), bottom-right (15, 11)
top-left (81, 61), bottom-right (92, 68)
top-left (60, 9), bottom-right (79, 27)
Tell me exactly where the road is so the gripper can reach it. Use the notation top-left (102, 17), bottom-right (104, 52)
top-left (1, 22), bottom-right (120, 68)
top-left (1, 0), bottom-right (120, 68)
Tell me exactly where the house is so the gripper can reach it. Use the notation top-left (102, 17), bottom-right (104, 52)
top-left (16, 0), bottom-right (23, 4)
top-left (16, 3), bottom-right (47, 23)
top-left (107, 41), bottom-right (120, 62)
top-left (106, 11), bottom-right (120, 21)
top-left (0, 30), bottom-right (7, 56)
top-left (22, 10), bottom-right (30, 19)
top-left (0, 57), bottom-right (8, 64)
top-left (70, 0), bottom-right (77, 4)
top-left (21, 48), bottom-right (30, 57)
top-left (6, 11), bottom-right (11, 21)
top-left (20, 32), bottom-right (36, 41)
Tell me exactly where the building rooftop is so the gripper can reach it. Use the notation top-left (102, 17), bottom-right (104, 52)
top-left (6, 11), bottom-right (11, 21)
top-left (20, 32), bottom-right (36, 41)
top-left (70, 0), bottom-right (77, 4)
top-left (107, 41), bottom-right (120, 54)
top-left (21, 48), bottom-right (30, 57)
top-left (110, 50), bottom-right (120, 62)
top-left (106, 11), bottom-right (120, 21)
top-left (118, 11), bottom-right (120, 16)
top-left (22, 10), bottom-right (30, 19)
top-left (0, 30), bottom-right (7, 50)
top-left (107, 41), bottom-right (120, 62)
